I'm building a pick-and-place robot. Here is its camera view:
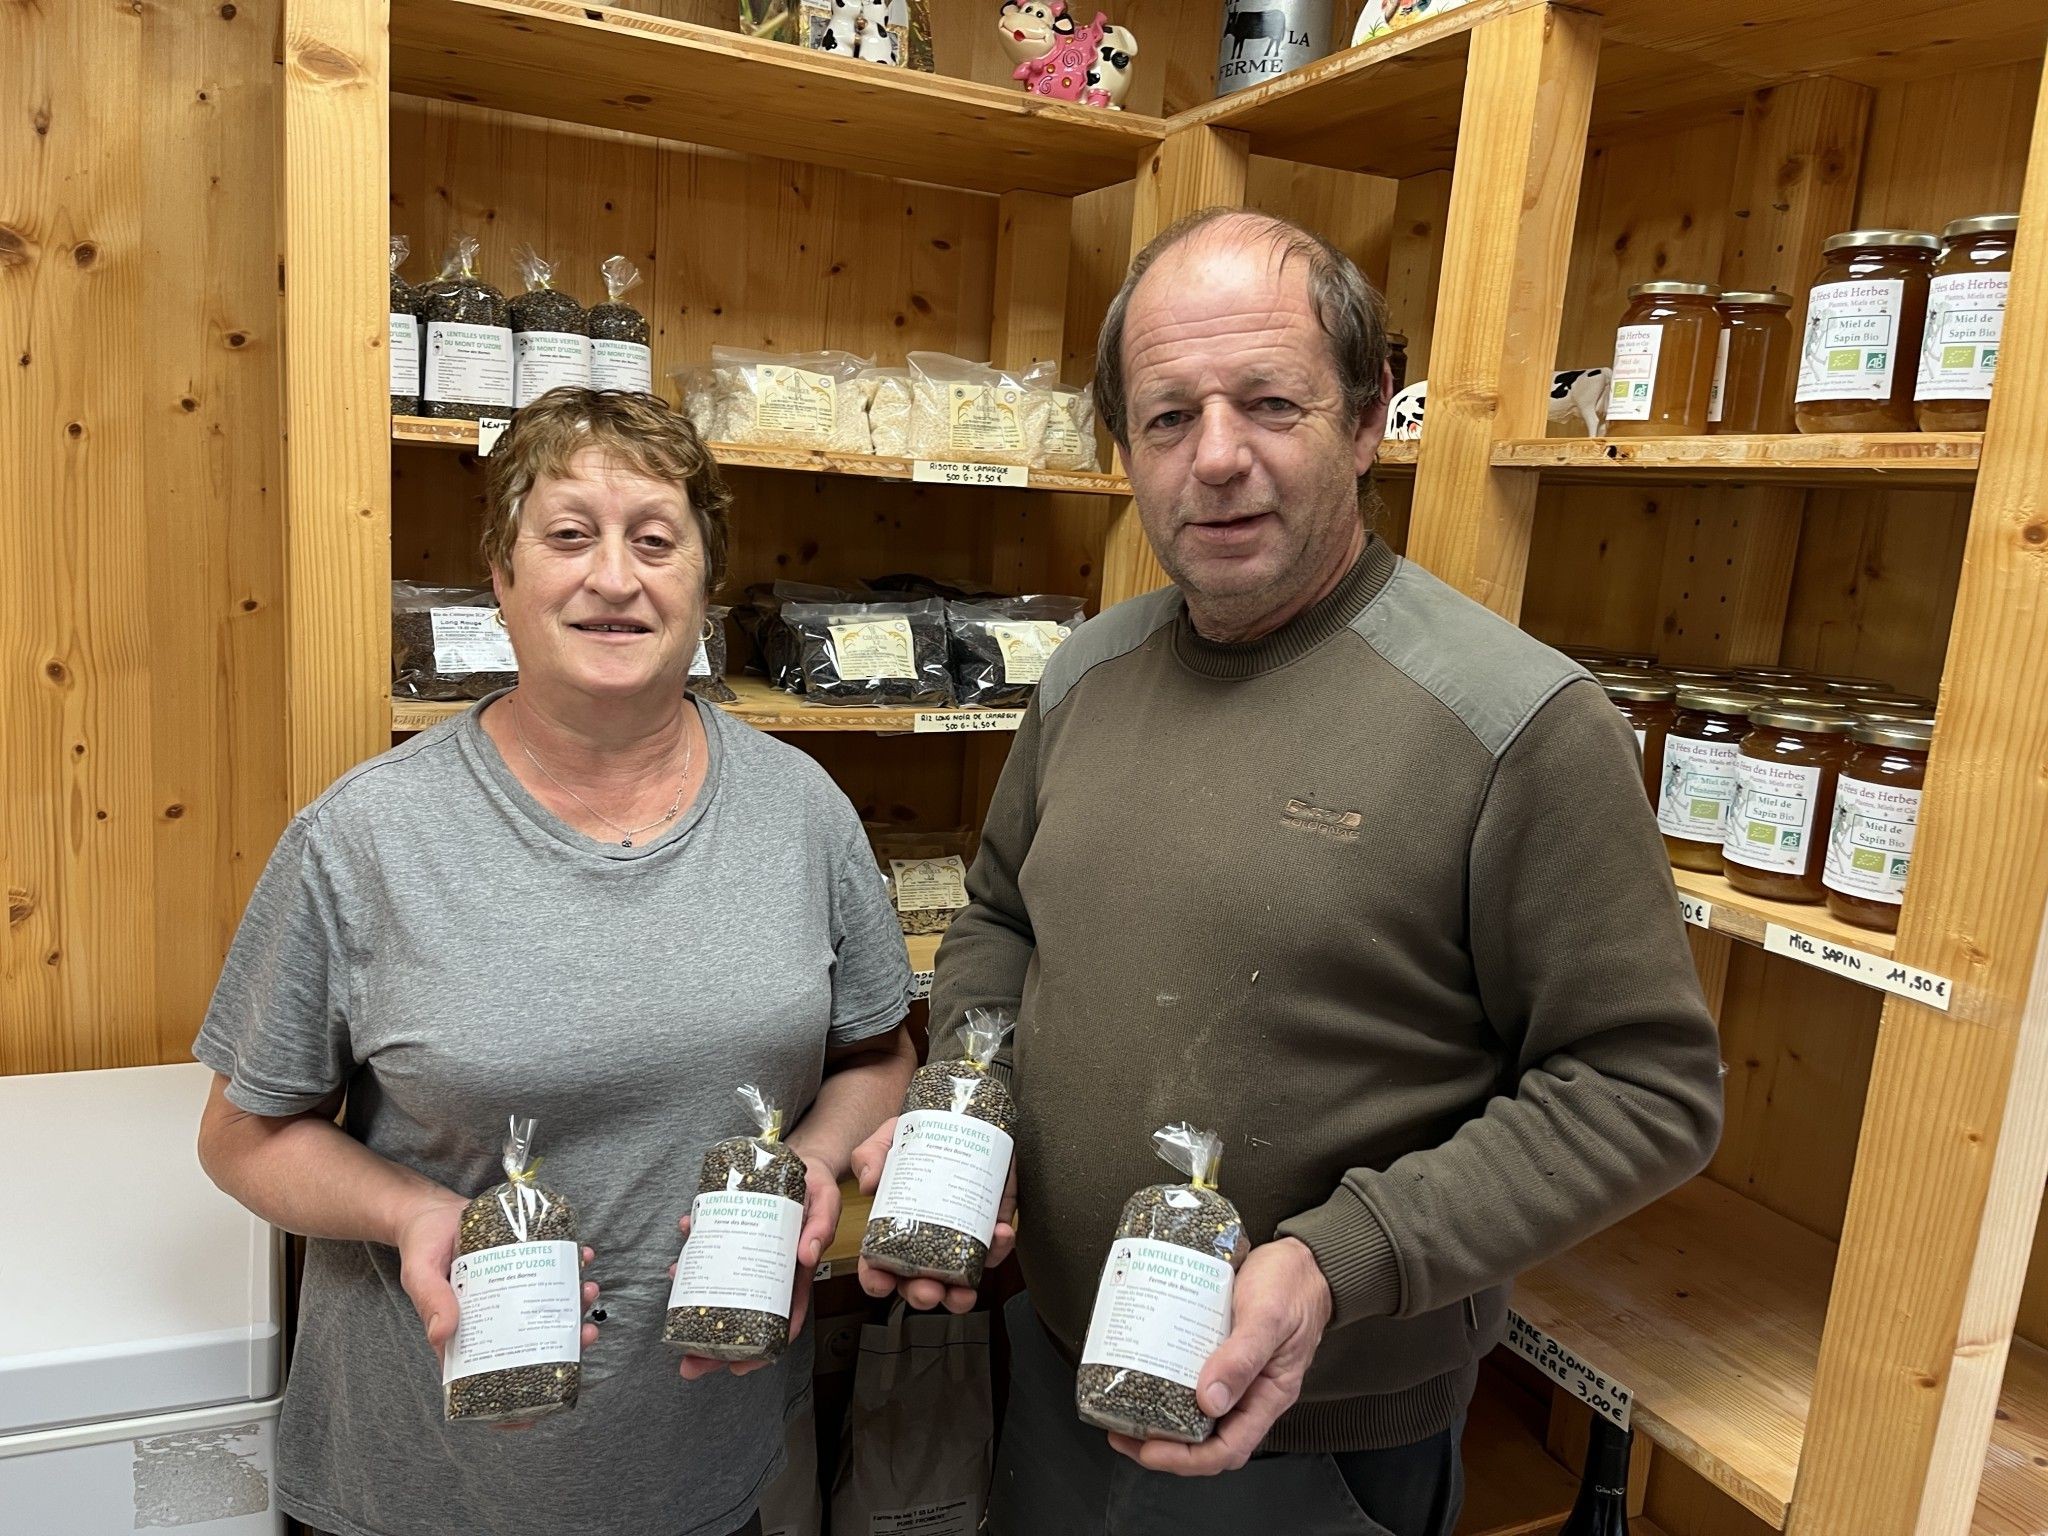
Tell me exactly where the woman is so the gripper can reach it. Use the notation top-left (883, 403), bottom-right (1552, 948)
top-left (195, 388), bottom-right (914, 1536)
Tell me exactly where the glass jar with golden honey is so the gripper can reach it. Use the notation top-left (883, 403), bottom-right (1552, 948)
top-left (1795, 231), bottom-right (1938, 433)
top-left (1657, 688), bottom-right (1762, 873)
top-left (1709, 290), bottom-right (1795, 434)
top-left (1823, 717), bottom-right (1932, 932)
top-left (1915, 214), bottom-right (2019, 432)
top-left (1723, 705), bottom-right (1853, 902)
top-left (1608, 283), bottom-right (1721, 437)
top-left (1598, 674), bottom-right (1677, 802)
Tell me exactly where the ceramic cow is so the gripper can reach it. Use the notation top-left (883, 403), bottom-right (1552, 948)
top-left (1385, 368), bottom-right (1615, 441)
top-left (999, 0), bottom-right (1113, 103)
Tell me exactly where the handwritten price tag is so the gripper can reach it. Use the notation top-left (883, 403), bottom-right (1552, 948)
top-left (910, 969), bottom-right (934, 1003)
top-left (912, 459), bottom-right (1030, 489)
top-left (1678, 894), bottom-right (1713, 930)
top-left (476, 416), bottom-right (512, 457)
top-left (1504, 1310), bottom-right (1633, 1430)
top-left (1763, 924), bottom-right (1953, 1010)
top-left (912, 709), bottom-right (1025, 734)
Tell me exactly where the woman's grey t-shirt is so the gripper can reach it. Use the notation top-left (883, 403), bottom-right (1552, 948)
top-left (193, 694), bottom-right (909, 1536)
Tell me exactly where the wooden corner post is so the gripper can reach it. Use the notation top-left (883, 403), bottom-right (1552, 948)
top-left (279, 0), bottom-right (392, 808)
top-left (1789, 66), bottom-right (2048, 1536)
top-left (1402, 3), bottom-right (1599, 619)
top-left (1098, 125), bottom-right (1250, 609)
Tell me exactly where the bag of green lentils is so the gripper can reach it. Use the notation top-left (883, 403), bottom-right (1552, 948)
top-left (442, 1116), bottom-right (582, 1424)
top-left (665, 1085), bottom-right (810, 1363)
top-left (860, 1008), bottom-right (1017, 1289)
top-left (1075, 1123), bottom-right (1249, 1443)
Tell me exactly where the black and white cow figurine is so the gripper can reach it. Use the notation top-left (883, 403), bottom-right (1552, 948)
top-left (1384, 367), bottom-right (1614, 442)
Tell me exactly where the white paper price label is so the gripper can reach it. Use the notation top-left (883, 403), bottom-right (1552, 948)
top-left (912, 459), bottom-right (1030, 489)
top-left (476, 416), bottom-right (512, 457)
top-left (910, 969), bottom-right (934, 1003)
top-left (1763, 924), bottom-right (1953, 1010)
top-left (912, 709), bottom-right (1025, 734)
top-left (1678, 894), bottom-right (1713, 930)
top-left (1504, 1310), bottom-right (1632, 1430)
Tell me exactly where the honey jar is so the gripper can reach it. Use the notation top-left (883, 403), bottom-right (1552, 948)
top-left (1608, 282), bottom-right (1721, 437)
top-left (1723, 705), bottom-right (1854, 902)
top-left (1709, 290), bottom-right (1795, 434)
top-left (1795, 230), bottom-right (1938, 433)
top-left (1823, 717), bottom-right (1932, 932)
top-left (1915, 214), bottom-right (2019, 432)
top-left (1657, 688), bottom-right (1763, 873)
top-left (1598, 674), bottom-right (1677, 802)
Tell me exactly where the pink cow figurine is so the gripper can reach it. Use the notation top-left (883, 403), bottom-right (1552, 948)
top-left (998, 0), bottom-right (1134, 108)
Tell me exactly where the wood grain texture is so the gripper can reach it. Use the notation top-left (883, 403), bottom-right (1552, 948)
top-left (990, 191), bottom-right (1072, 372)
top-left (1494, 434), bottom-right (1983, 487)
top-left (1385, 170), bottom-right (1452, 385)
top-left (1404, 2), bottom-right (1599, 618)
top-left (1791, 62), bottom-right (2048, 1536)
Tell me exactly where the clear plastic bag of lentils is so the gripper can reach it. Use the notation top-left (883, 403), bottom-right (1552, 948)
top-left (664, 1086), bottom-right (810, 1363)
top-left (861, 1009), bottom-right (1018, 1289)
top-left (588, 255), bottom-right (653, 394)
top-left (442, 1116), bottom-right (582, 1424)
top-left (1076, 1123), bottom-right (1249, 1443)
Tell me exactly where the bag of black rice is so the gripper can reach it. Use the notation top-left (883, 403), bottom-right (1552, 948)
top-left (785, 598), bottom-right (954, 707)
top-left (734, 581), bottom-right (857, 693)
top-left (861, 1008), bottom-right (1016, 1289)
top-left (946, 595), bottom-right (1085, 708)
top-left (419, 232), bottom-right (513, 421)
top-left (389, 235), bottom-right (422, 417)
top-left (442, 1116), bottom-right (582, 1423)
top-left (589, 255), bottom-right (653, 394)
top-left (664, 1085), bottom-right (810, 1364)
top-left (1076, 1124), bottom-right (1249, 1443)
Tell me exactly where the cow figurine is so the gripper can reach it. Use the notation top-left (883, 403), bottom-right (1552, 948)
top-left (1083, 25), bottom-right (1139, 108)
top-left (1383, 368), bottom-right (1614, 442)
top-left (999, 0), bottom-right (1122, 105)
top-left (820, 0), bottom-right (898, 61)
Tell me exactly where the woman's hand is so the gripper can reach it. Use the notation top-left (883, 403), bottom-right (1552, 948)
top-left (850, 1115), bottom-right (1017, 1315)
top-left (672, 1152), bottom-right (838, 1383)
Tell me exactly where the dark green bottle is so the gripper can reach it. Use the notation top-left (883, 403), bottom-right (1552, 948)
top-left (1560, 1416), bottom-right (1632, 1535)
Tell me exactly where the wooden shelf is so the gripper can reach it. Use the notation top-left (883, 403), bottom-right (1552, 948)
top-left (392, 675), bottom-right (1026, 736)
top-left (1672, 868), bottom-right (1897, 964)
top-left (1493, 433), bottom-right (1984, 487)
top-left (392, 416), bottom-right (1132, 496)
top-left (388, 0), bottom-right (1164, 196)
top-left (1514, 1177), bottom-right (2048, 1532)
top-left (1454, 1377), bottom-right (1581, 1535)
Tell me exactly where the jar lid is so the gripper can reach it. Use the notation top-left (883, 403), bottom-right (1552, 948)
top-left (1386, 331), bottom-right (1409, 345)
top-left (1735, 666), bottom-right (1809, 681)
top-left (1677, 686), bottom-right (1764, 715)
top-left (1849, 691), bottom-right (1937, 709)
top-left (1821, 677), bottom-right (1891, 694)
top-left (1853, 705), bottom-right (1936, 727)
top-left (1600, 676), bottom-right (1676, 703)
top-left (1627, 281), bottom-right (1719, 298)
top-left (1821, 229), bottom-right (1940, 254)
top-left (1852, 717), bottom-right (1934, 749)
top-left (1942, 214), bottom-right (2020, 240)
top-left (1665, 666), bottom-right (1734, 681)
top-left (1752, 704), bottom-right (1853, 733)
top-left (1718, 290), bottom-right (1793, 307)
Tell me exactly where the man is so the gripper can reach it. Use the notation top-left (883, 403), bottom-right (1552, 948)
top-left (856, 209), bottom-right (1722, 1536)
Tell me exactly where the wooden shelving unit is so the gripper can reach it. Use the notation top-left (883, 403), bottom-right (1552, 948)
top-left (1670, 869), bottom-right (1897, 964)
top-left (1492, 433), bottom-right (1984, 487)
top-left (391, 677), bottom-right (1026, 736)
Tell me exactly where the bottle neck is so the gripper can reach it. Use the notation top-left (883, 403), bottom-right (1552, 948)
top-left (1585, 1418), bottom-right (1633, 1488)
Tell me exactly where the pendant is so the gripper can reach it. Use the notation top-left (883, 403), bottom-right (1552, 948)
top-left (621, 838), bottom-right (633, 848)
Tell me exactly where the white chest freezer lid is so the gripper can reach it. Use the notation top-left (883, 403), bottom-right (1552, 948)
top-left (0, 1062), bottom-right (282, 1435)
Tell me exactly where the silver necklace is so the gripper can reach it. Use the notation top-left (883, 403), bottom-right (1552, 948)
top-left (511, 698), bottom-right (693, 848)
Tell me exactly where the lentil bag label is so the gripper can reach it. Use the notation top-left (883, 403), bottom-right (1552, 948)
top-left (870, 1109), bottom-right (1014, 1247)
top-left (425, 321), bottom-right (514, 407)
top-left (1081, 1238), bottom-right (1234, 1391)
top-left (389, 313), bottom-right (422, 395)
top-left (1797, 279), bottom-right (1905, 402)
top-left (591, 336), bottom-right (652, 393)
top-left (442, 1239), bottom-right (581, 1385)
top-left (668, 1191), bottom-right (803, 1319)
top-left (513, 330), bottom-right (593, 407)
top-left (828, 618), bottom-right (917, 681)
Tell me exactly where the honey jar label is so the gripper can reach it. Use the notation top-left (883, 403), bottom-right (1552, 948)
top-left (1915, 272), bottom-right (2008, 403)
top-left (1723, 758), bottom-right (1822, 873)
top-left (1796, 279), bottom-right (1904, 403)
top-left (1707, 330), bottom-right (1730, 424)
top-left (1822, 775), bottom-right (1920, 904)
top-left (1656, 736), bottom-right (1739, 843)
top-left (1607, 324), bottom-right (1664, 422)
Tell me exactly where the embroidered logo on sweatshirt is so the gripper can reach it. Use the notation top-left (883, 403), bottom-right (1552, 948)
top-left (1282, 799), bottom-right (1362, 843)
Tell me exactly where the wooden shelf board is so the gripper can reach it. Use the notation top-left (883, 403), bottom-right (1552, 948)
top-left (1513, 1177), bottom-right (2048, 1532)
top-left (1455, 1376), bottom-right (1581, 1535)
top-left (392, 675), bottom-right (1026, 736)
top-left (1672, 868), bottom-right (1899, 965)
top-left (392, 417), bottom-right (1132, 496)
top-left (1493, 433), bottom-right (1983, 487)
top-left (389, 0), bottom-right (1163, 196)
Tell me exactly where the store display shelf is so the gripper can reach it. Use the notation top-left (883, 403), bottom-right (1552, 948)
top-left (392, 417), bottom-right (1134, 496)
top-left (389, 0), bottom-right (1163, 197)
top-left (1453, 1380), bottom-right (1581, 1535)
top-left (1492, 433), bottom-right (1983, 487)
top-left (392, 676), bottom-right (1026, 737)
top-left (1671, 868), bottom-right (1897, 964)
top-left (906, 932), bottom-right (939, 1005)
top-left (1376, 440), bottom-right (1418, 474)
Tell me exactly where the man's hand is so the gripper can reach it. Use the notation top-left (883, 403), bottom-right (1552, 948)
top-left (850, 1115), bottom-right (1018, 1315)
top-left (1107, 1236), bottom-right (1332, 1476)
top-left (674, 1150), bottom-right (839, 1382)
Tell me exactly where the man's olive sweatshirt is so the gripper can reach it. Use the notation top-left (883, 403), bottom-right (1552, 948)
top-left (930, 535), bottom-right (1723, 1453)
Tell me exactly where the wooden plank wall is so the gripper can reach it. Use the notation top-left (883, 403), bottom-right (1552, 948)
top-left (3, 0), bottom-right (288, 1074)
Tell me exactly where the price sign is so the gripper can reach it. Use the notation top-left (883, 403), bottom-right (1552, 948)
top-left (476, 416), bottom-right (512, 457)
top-left (1678, 894), bottom-right (1713, 930)
top-left (912, 459), bottom-right (1029, 489)
top-left (1762, 924), bottom-right (1953, 1011)
top-left (1504, 1310), bottom-right (1633, 1430)
top-left (910, 969), bottom-right (934, 1003)
top-left (913, 709), bottom-right (1025, 734)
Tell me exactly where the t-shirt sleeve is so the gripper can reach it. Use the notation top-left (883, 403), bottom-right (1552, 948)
top-left (192, 814), bottom-right (358, 1116)
top-left (826, 815), bottom-right (912, 1045)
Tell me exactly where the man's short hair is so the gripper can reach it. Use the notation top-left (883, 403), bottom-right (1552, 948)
top-left (1094, 208), bottom-right (1389, 448)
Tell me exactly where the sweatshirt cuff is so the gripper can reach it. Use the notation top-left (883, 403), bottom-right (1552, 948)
top-left (1277, 1186), bottom-right (1404, 1327)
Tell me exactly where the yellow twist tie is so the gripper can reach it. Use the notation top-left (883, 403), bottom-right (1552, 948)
top-left (763, 1109), bottom-right (785, 1144)
top-left (509, 1156), bottom-right (544, 1185)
